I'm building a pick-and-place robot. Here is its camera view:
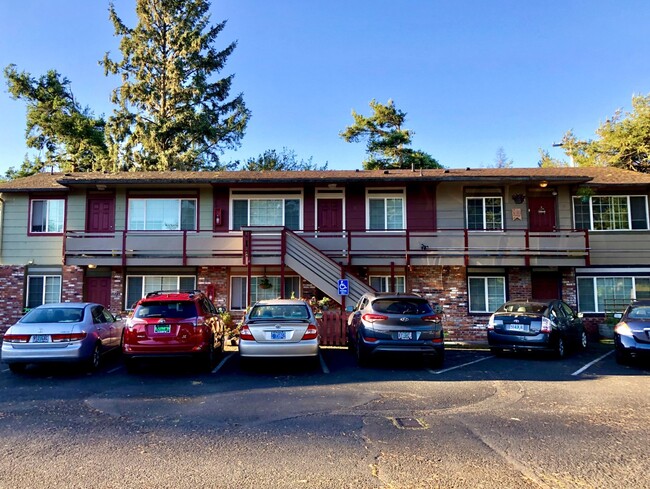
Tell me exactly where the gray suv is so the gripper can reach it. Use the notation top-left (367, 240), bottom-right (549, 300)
top-left (347, 292), bottom-right (444, 367)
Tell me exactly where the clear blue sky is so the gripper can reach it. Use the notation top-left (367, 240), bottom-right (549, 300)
top-left (1, 0), bottom-right (649, 173)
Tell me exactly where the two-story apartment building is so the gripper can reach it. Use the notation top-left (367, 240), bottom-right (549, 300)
top-left (2, 167), bottom-right (650, 340)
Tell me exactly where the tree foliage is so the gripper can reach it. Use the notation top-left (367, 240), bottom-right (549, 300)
top-left (101, 0), bottom-right (250, 171)
top-left (546, 94), bottom-right (650, 172)
top-left (340, 99), bottom-right (442, 170)
top-left (236, 148), bottom-right (328, 172)
top-left (493, 146), bottom-right (513, 168)
top-left (3, 64), bottom-right (108, 177)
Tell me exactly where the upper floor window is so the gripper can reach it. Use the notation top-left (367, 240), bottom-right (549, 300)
top-left (573, 195), bottom-right (648, 231)
top-left (30, 199), bottom-right (64, 234)
top-left (466, 197), bottom-right (503, 230)
top-left (128, 198), bottom-right (197, 231)
top-left (231, 193), bottom-right (301, 230)
top-left (367, 189), bottom-right (405, 230)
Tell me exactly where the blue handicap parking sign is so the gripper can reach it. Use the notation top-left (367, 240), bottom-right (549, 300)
top-left (338, 279), bottom-right (349, 296)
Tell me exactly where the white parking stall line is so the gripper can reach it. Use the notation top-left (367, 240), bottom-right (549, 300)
top-left (212, 352), bottom-right (235, 374)
top-left (428, 355), bottom-right (494, 375)
top-left (1, 368), bottom-right (8, 374)
top-left (571, 350), bottom-right (614, 376)
top-left (107, 366), bottom-right (122, 374)
top-left (319, 352), bottom-right (330, 374)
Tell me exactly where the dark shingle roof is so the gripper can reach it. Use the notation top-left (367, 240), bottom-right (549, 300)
top-left (1, 167), bottom-right (650, 192)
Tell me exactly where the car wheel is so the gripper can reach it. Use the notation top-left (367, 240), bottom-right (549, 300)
top-left (427, 350), bottom-right (445, 369)
top-left (579, 330), bottom-right (588, 350)
top-left (490, 347), bottom-right (504, 356)
top-left (347, 332), bottom-right (355, 353)
top-left (8, 363), bottom-right (26, 374)
top-left (555, 337), bottom-right (566, 359)
top-left (199, 339), bottom-right (215, 372)
top-left (356, 335), bottom-right (369, 366)
top-left (124, 357), bottom-right (138, 373)
top-left (86, 342), bottom-right (102, 371)
top-left (615, 347), bottom-right (631, 365)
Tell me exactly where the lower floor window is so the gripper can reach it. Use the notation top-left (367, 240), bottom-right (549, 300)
top-left (577, 276), bottom-right (650, 313)
top-left (369, 276), bottom-right (405, 293)
top-left (125, 275), bottom-right (196, 309)
top-left (26, 275), bottom-right (61, 309)
top-left (468, 276), bottom-right (506, 313)
top-left (230, 276), bottom-right (301, 310)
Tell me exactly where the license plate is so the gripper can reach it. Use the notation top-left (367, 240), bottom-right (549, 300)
top-left (271, 331), bottom-right (286, 340)
top-left (397, 332), bottom-right (412, 340)
top-left (507, 324), bottom-right (528, 332)
top-left (154, 325), bottom-right (171, 334)
top-left (31, 334), bottom-right (50, 343)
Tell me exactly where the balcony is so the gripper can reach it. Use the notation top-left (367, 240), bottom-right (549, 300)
top-left (64, 228), bottom-right (590, 268)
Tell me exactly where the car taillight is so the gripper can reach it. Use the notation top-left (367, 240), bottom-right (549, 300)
top-left (422, 315), bottom-right (441, 323)
top-left (487, 315), bottom-right (502, 330)
top-left (3, 334), bottom-right (30, 343)
top-left (51, 332), bottom-right (87, 342)
top-left (614, 322), bottom-right (632, 336)
top-left (302, 324), bottom-right (319, 340)
top-left (239, 325), bottom-right (254, 341)
top-left (362, 313), bottom-right (388, 322)
top-left (541, 317), bottom-right (553, 333)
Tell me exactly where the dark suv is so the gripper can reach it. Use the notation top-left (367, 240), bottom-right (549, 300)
top-left (347, 292), bottom-right (444, 367)
top-left (123, 290), bottom-right (225, 372)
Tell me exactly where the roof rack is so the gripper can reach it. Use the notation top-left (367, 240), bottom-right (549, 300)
top-left (144, 289), bottom-right (203, 298)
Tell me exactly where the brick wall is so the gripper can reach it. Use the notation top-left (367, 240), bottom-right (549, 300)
top-left (61, 266), bottom-right (84, 303)
top-left (198, 266), bottom-right (228, 309)
top-left (0, 266), bottom-right (26, 333)
top-left (111, 269), bottom-right (124, 313)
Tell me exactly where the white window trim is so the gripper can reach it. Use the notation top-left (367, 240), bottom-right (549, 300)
top-left (572, 195), bottom-right (649, 231)
top-left (30, 199), bottom-right (65, 234)
top-left (468, 276), bottom-right (506, 313)
top-left (369, 275), bottom-right (406, 293)
top-left (127, 198), bottom-right (198, 231)
top-left (577, 275), bottom-right (649, 313)
top-left (466, 196), bottom-right (504, 231)
top-left (365, 188), bottom-right (406, 231)
top-left (229, 190), bottom-right (304, 231)
top-left (125, 275), bottom-right (197, 309)
top-left (230, 275), bottom-right (302, 310)
top-left (26, 275), bottom-right (62, 307)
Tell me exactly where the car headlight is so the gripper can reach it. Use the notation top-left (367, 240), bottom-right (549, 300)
top-left (614, 322), bottom-right (633, 336)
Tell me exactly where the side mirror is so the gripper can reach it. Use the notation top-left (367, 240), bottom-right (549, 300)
top-left (577, 312), bottom-right (583, 318)
top-left (314, 312), bottom-right (323, 320)
top-left (614, 313), bottom-right (623, 319)
top-left (113, 314), bottom-right (122, 321)
top-left (216, 306), bottom-right (226, 314)
top-left (345, 306), bottom-right (354, 313)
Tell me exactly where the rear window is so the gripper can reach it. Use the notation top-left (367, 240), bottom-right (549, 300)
top-left (135, 301), bottom-right (198, 319)
top-left (22, 307), bottom-right (84, 324)
top-left (498, 303), bottom-right (547, 314)
top-left (249, 304), bottom-right (310, 320)
top-left (371, 299), bottom-right (433, 315)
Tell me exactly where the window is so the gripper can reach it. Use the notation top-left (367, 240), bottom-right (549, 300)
top-left (125, 275), bottom-right (196, 309)
top-left (369, 276), bottom-right (406, 293)
top-left (573, 196), bottom-right (648, 231)
top-left (466, 197), bottom-right (503, 230)
top-left (30, 199), bottom-right (64, 233)
top-left (128, 198), bottom-right (197, 231)
top-left (577, 276), bottom-right (650, 313)
top-left (367, 190), bottom-right (405, 230)
top-left (230, 276), bottom-right (301, 310)
top-left (468, 276), bottom-right (505, 313)
top-left (231, 198), bottom-right (301, 230)
top-left (26, 275), bottom-right (62, 309)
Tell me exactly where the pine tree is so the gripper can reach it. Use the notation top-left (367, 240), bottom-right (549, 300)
top-left (101, 0), bottom-right (250, 171)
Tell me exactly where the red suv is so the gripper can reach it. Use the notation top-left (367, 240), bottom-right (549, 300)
top-left (123, 290), bottom-right (225, 372)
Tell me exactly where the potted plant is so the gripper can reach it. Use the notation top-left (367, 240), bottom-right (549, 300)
top-left (258, 276), bottom-right (272, 289)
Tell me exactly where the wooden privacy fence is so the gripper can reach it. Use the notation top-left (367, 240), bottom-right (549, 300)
top-left (317, 311), bottom-right (348, 346)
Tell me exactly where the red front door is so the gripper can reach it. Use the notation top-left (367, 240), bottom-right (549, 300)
top-left (531, 272), bottom-right (561, 300)
top-left (317, 199), bottom-right (343, 232)
top-left (529, 196), bottom-right (556, 232)
top-left (85, 277), bottom-right (112, 307)
top-left (86, 196), bottom-right (115, 233)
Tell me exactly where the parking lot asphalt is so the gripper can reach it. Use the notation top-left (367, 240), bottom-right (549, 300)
top-left (1, 340), bottom-right (649, 489)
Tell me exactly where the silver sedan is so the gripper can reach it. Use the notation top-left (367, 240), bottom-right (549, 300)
top-left (1, 302), bottom-right (124, 373)
top-left (238, 299), bottom-right (320, 360)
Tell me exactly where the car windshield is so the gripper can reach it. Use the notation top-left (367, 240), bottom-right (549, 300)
top-left (371, 299), bottom-right (433, 315)
top-left (627, 306), bottom-right (650, 319)
top-left (249, 304), bottom-right (310, 320)
top-left (22, 307), bottom-right (84, 324)
top-left (135, 301), bottom-right (197, 319)
top-left (498, 303), bottom-right (547, 314)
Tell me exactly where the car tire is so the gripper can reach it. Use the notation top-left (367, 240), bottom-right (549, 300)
top-left (199, 339), bottom-right (215, 372)
top-left (555, 337), bottom-right (566, 359)
top-left (615, 347), bottom-right (631, 365)
top-left (579, 330), bottom-right (588, 350)
top-left (8, 363), bottom-right (26, 374)
top-left (356, 335), bottom-right (369, 367)
top-left (124, 357), bottom-right (138, 373)
top-left (86, 342), bottom-right (102, 371)
top-left (490, 347), bottom-right (504, 356)
top-left (427, 350), bottom-right (445, 369)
